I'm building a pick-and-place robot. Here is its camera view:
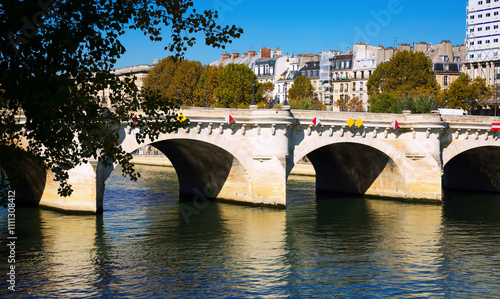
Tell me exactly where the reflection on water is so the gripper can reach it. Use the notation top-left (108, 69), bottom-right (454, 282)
top-left (1, 165), bottom-right (500, 297)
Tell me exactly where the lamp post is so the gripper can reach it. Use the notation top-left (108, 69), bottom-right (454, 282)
top-left (205, 88), bottom-right (208, 108)
top-left (315, 94), bottom-right (318, 110)
top-left (468, 97), bottom-right (472, 115)
top-left (283, 82), bottom-right (289, 106)
top-left (433, 88), bottom-right (439, 114)
top-left (251, 81), bottom-right (256, 106)
top-left (340, 94), bottom-right (344, 112)
top-left (405, 88), bottom-right (409, 110)
top-left (402, 87), bottom-right (411, 114)
top-left (176, 87), bottom-right (179, 103)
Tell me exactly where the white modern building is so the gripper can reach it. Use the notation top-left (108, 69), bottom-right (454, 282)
top-left (466, 0), bottom-right (500, 63)
top-left (465, 0), bottom-right (500, 86)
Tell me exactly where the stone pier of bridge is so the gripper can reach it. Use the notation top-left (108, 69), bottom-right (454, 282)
top-left (14, 108), bottom-right (500, 213)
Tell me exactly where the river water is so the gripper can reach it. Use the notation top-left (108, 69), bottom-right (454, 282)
top-left (1, 164), bottom-right (500, 298)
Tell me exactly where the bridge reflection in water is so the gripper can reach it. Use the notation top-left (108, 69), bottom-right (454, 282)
top-left (3, 165), bottom-right (500, 297)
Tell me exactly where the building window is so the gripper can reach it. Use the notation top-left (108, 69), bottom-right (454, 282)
top-left (470, 15), bottom-right (475, 19)
top-left (479, 14), bottom-right (483, 18)
top-left (486, 26), bottom-right (491, 30)
top-left (478, 40), bottom-right (483, 44)
top-left (345, 83), bottom-right (349, 92)
top-left (353, 72), bottom-right (357, 79)
top-left (478, 27), bottom-right (483, 31)
top-left (495, 39), bottom-right (499, 42)
top-left (470, 41), bottom-right (475, 45)
top-left (487, 40), bottom-right (491, 43)
top-left (470, 28), bottom-right (474, 32)
top-left (359, 82), bottom-right (364, 91)
top-left (478, 1), bottom-right (483, 4)
top-left (486, 13), bottom-right (491, 17)
top-left (496, 12), bottom-right (499, 16)
top-left (361, 71), bottom-right (364, 79)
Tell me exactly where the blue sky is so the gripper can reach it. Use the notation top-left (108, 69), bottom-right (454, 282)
top-left (115, 0), bottom-right (467, 68)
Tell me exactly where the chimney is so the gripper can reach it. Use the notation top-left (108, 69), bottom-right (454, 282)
top-left (275, 48), bottom-right (282, 56)
top-left (248, 50), bottom-right (256, 58)
top-left (231, 52), bottom-right (240, 60)
top-left (221, 53), bottom-right (230, 61)
top-left (260, 47), bottom-right (271, 59)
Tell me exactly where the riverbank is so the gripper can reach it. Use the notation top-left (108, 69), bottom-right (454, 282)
top-left (131, 155), bottom-right (316, 176)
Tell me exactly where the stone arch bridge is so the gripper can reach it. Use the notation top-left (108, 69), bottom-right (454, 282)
top-left (13, 108), bottom-right (500, 213)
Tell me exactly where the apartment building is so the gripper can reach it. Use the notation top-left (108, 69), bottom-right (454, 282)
top-left (465, 0), bottom-right (500, 85)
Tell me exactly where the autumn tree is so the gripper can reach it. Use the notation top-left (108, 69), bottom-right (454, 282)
top-left (143, 57), bottom-right (203, 106)
top-left (288, 75), bottom-right (314, 102)
top-left (260, 82), bottom-right (275, 107)
top-left (367, 50), bottom-right (438, 97)
top-left (194, 64), bottom-right (224, 107)
top-left (215, 64), bottom-right (260, 108)
top-left (0, 0), bottom-right (242, 206)
top-left (337, 97), bottom-right (365, 112)
top-left (367, 50), bottom-right (439, 113)
top-left (441, 73), bottom-right (493, 113)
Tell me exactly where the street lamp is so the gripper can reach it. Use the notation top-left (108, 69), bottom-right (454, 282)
top-left (404, 88), bottom-right (409, 111)
top-left (251, 81), bottom-right (256, 106)
top-left (468, 97), bottom-right (472, 115)
top-left (205, 88), bottom-right (209, 108)
top-left (433, 88), bottom-right (439, 113)
top-left (315, 94), bottom-right (318, 110)
top-left (283, 82), bottom-right (289, 106)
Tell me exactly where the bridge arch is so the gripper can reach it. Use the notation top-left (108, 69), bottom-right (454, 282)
top-left (0, 146), bottom-right (46, 206)
top-left (443, 143), bottom-right (500, 192)
top-left (293, 137), bottom-right (406, 198)
top-left (119, 128), bottom-right (255, 203)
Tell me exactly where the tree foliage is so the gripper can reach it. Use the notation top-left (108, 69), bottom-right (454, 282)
top-left (367, 50), bottom-right (439, 114)
top-left (194, 64), bottom-right (224, 107)
top-left (260, 82), bottom-right (275, 107)
top-left (337, 96), bottom-right (364, 112)
top-left (367, 50), bottom-right (438, 97)
top-left (441, 73), bottom-right (493, 113)
top-left (369, 92), bottom-right (435, 114)
top-left (215, 64), bottom-right (260, 108)
top-left (288, 75), bottom-right (314, 102)
top-left (0, 0), bottom-right (242, 205)
top-left (143, 57), bottom-right (203, 106)
top-left (289, 98), bottom-right (326, 110)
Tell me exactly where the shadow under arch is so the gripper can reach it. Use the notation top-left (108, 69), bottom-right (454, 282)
top-left (0, 146), bottom-right (46, 206)
top-left (144, 139), bottom-right (252, 202)
top-left (304, 142), bottom-right (405, 197)
top-left (443, 146), bottom-right (500, 192)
